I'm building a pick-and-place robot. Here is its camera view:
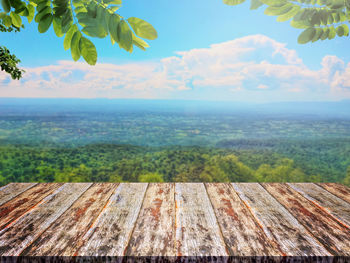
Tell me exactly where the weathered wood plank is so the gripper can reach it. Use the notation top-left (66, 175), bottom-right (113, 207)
top-left (0, 183), bottom-right (92, 256)
top-left (0, 183), bottom-right (37, 207)
top-left (318, 183), bottom-right (350, 204)
top-left (175, 183), bottom-right (228, 257)
top-left (205, 183), bottom-right (282, 256)
top-left (289, 183), bottom-right (350, 227)
top-left (125, 183), bottom-right (175, 257)
top-left (77, 183), bottom-right (148, 256)
top-left (0, 183), bottom-right (61, 231)
top-left (263, 183), bottom-right (350, 255)
top-left (21, 183), bottom-right (118, 256)
top-left (232, 183), bottom-right (330, 256)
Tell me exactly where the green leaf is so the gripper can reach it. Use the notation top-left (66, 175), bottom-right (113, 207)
top-left (260, 0), bottom-right (286, 5)
top-left (223, 0), bottom-right (245, 5)
top-left (79, 36), bottom-right (97, 65)
top-left (276, 5), bottom-right (300, 22)
top-left (71, 30), bottom-right (82, 61)
top-left (53, 5), bottom-right (67, 17)
top-left (2, 14), bottom-right (11, 26)
top-left (250, 0), bottom-right (263, 9)
top-left (10, 11), bottom-right (21, 27)
top-left (108, 13), bottom-right (120, 43)
top-left (265, 3), bottom-right (293, 16)
top-left (16, 6), bottom-right (28, 16)
top-left (329, 0), bottom-right (344, 9)
top-left (336, 25), bottom-right (344, 37)
top-left (27, 3), bottom-right (34, 22)
top-left (53, 16), bottom-right (64, 37)
top-left (118, 19), bottom-right (132, 51)
top-left (38, 13), bottom-right (53, 33)
top-left (96, 5), bottom-right (108, 32)
top-left (9, 0), bottom-right (25, 10)
top-left (82, 24), bottom-right (107, 38)
top-left (35, 6), bottom-right (51, 23)
top-left (342, 24), bottom-right (349, 36)
top-left (132, 32), bottom-right (149, 51)
top-left (328, 26), bottom-right (336, 39)
top-left (127, 17), bottom-right (157, 40)
top-left (290, 19), bottom-right (310, 29)
top-left (61, 9), bottom-right (72, 28)
top-left (103, 0), bottom-right (121, 5)
top-left (74, 6), bottom-right (86, 13)
top-left (297, 27), bottom-right (316, 44)
top-left (37, 1), bottom-right (49, 12)
top-left (1, 0), bottom-right (11, 13)
top-left (311, 27), bottom-right (323, 42)
top-left (320, 9), bottom-right (328, 25)
top-left (86, 1), bottom-right (97, 18)
top-left (63, 24), bottom-right (77, 50)
top-left (320, 27), bottom-right (329, 40)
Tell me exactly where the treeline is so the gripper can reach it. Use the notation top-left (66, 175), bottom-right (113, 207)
top-left (1, 144), bottom-right (349, 186)
top-left (217, 138), bottom-right (350, 182)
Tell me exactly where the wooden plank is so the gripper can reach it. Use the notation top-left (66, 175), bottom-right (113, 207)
top-left (175, 183), bottom-right (228, 257)
top-left (0, 183), bottom-right (61, 231)
top-left (21, 183), bottom-right (118, 256)
top-left (0, 183), bottom-right (92, 256)
top-left (263, 183), bottom-right (350, 255)
top-left (232, 183), bottom-right (330, 256)
top-left (205, 183), bottom-right (282, 256)
top-left (318, 183), bottom-right (350, 204)
top-left (125, 183), bottom-right (175, 257)
top-left (0, 183), bottom-right (37, 207)
top-left (76, 183), bottom-right (148, 256)
top-left (289, 183), bottom-right (350, 227)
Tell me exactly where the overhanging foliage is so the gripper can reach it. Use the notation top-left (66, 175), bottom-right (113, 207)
top-left (224, 0), bottom-right (350, 43)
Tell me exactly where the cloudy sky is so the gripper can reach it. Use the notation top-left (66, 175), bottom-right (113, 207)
top-left (1, 0), bottom-right (349, 102)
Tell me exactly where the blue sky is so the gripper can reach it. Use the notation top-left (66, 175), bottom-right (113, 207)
top-left (1, 0), bottom-right (350, 101)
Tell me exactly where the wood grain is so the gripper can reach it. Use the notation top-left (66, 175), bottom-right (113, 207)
top-left (0, 183), bottom-right (61, 231)
top-left (289, 183), bottom-right (350, 227)
top-left (0, 183), bottom-right (92, 256)
top-left (0, 183), bottom-right (37, 207)
top-left (318, 183), bottom-right (350, 204)
top-left (263, 183), bottom-right (350, 255)
top-left (77, 183), bottom-right (148, 256)
top-left (205, 183), bottom-right (282, 256)
top-left (125, 183), bottom-right (175, 257)
top-left (232, 183), bottom-right (330, 256)
top-left (21, 183), bottom-right (118, 256)
top-left (175, 183), bottom-right (228, 257)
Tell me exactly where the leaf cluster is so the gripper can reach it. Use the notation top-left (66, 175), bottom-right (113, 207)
top-left (0, 46), bottom-right (24, 79)
top-left (224, 0), bottom-right (350, 43)
top-left (1, 0), bottom-right (157, 65)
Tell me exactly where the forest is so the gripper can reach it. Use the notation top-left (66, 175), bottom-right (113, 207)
top-left (0, 99), bottom-right (349, 186)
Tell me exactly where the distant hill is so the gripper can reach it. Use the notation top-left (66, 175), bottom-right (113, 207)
top-left (0, 98), bottom-right (350, 118)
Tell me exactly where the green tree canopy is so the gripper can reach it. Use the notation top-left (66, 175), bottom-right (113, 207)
top-left (138, 173), bottom-right (164, 183)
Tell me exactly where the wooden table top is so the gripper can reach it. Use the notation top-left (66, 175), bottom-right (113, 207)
top-left (0, 182), bottom-right (350, 262)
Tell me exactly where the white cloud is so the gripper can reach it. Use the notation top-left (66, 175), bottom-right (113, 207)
top-left (1, 34), bottom-right (349, 101)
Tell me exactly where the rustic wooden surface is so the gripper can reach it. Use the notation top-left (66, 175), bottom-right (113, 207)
top-left (289, 183), bottom-right (350, 227)
top-left (125, 183), bottom-right (175, 257)
top-left (77, 183), bottom-right (148, 256)
top-left (0, 182), bottom-right (350, 260)
top-left (0, 183), bottom-right (37, 207)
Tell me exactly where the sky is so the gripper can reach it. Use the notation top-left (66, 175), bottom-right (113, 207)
top-left (1, 0), bottom-right (350, 102)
